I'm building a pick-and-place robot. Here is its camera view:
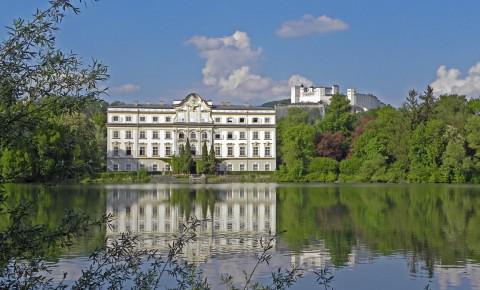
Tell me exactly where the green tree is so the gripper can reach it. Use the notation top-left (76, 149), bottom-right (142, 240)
top-left (318, 94), bottom-right (355, 133)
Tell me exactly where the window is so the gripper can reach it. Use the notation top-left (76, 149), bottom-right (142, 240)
top-left (126, 146), bottom-right (132, 156)
top-left (215, 146), bottom-right (221, 156)
top-left (113, 131), bottom-right (119, 139)
top-left (264, 117), bottom-right (271, 124)
top-left (165, 116), bottom-right (171, 122)
top-left (165, 164), bottom-right (171, 171)
top-left (190, 132), bottom-right (196, 139)
top-left (139, 116), bottom-right (146, 122)
top-left (214, 133), bottom-right (221, 140)
top-left (113, 164), bottom-right (119, 171)
top-left (165, 146), bottom-right (171, 156)
top-left (227, 117), bottom-right (233, 123)
top-left (165, 131), bottom-right (171, 139)
top-left (253, 164), bottom-right (259, 171)
top-left (152, 164), bottom-right (158, 171)
top-left (152, 116), bottom-right (158, 122)
top-left (227, 132), bottom-right (233, 140)
top-left (152, 131), bottom-right (159, 139)
top-left (239, 164), bottom-right (245, 171)
top-left (191, 145), bottom-right (196, 155)
top-left (202, 132), bottom-right (208, 139)
top-left (152, 146), bottom-right (158, 156)
top-left (239, 146), bottom-right (246, 157)
top-left (139, 146), bottom-right (146, 156)
top-left (265, 146), bottom-right (271, 156)
top-left (265, 163), bottom-right (271, 171)
top-left (239, 132), bottom-right (246, 140)
top-left (126, 163), bottom-right (131, 171)
top-left (178, 132), bottom-right (185, 140)
top-left (253, 132), bottom-right (259, 140)
top-left (239, 117), bottom-right (245, 123)
top-left (125, 131), bottom-right (132, 139)
top-left (227, 163), bottom-right (233, 171)
top-left (252, 117), bottom-right (259, 123)
top-left (227, 146), bottom-right (233, 157)
top-left (253, 146), bottom-right (259, 157)
top-left (139, 131), bottom-right (146, 139)
top-left (124, 116), bottom-right (131, 122)
top-left (139, 163), bottom-right (145, 169)
top-left (113, 146), bottom-right (119, 156)
top-left (264, 132), bottom-right (271, 140)
top-left (215, 117), bottom-right (221, 123)
top-left (112, 116), bottom-right (119, 122)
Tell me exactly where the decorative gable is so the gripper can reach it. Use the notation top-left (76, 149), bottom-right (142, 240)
top-left (173, 93), bottom-right (212, 123)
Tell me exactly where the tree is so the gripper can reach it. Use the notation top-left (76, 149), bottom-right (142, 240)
top-left (316, 132), bottom-right (346, 161)
top-left (418, 85), bottom-right (436, 123)
top-left (305, 157), bottom-right (339, 182)
top-left (277, 124), bottom-right (316, 181)
top-left (208, 143), bottom-right (217, 174)
top-left (403, 89), bottom-right (420, 129)
top-left (318, 94), bottom-right (355, 134)
top-left (196, 142), bottom-right (209, 174)
top-left (0, 0), bottom-right (108, 182)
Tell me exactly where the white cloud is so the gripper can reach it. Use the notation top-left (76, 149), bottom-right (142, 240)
top-left (188, 31), bottom-right (312, 102)
top-left (431, 62), bottom-right (480, 97)
top-left (276, 14), bottom-right (348, 38)
top-left (109, 83), bottom-right (141, 94)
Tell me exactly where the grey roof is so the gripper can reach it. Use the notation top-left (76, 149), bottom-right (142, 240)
top-left (108, 104), bottom-right (174, 109)
top-left (212, 105), bottom-right (273, 111)
top-left (108, 104), bottom-right (273, 111)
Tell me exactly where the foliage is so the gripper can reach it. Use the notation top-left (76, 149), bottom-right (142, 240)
top-left (0, 0), bottom-right (108, 182)
top-left (305, 157), bottom-right (339, 182)
top-left (317, 94), bottom-right (355, 134)
top-left (277, 84), bottom-right (480, 183)
top-left (316, 132), bottom-right (347, 161)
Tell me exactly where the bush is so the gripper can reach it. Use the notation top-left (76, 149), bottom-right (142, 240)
top-left (305, 157), bottom-right (338, 182)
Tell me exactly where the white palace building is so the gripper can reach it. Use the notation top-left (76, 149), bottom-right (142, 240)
top-left (106, 93), bottom-right (276, 172)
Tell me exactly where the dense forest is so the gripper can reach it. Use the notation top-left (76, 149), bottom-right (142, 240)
top-left (276, 88), bottom-right (480, 183)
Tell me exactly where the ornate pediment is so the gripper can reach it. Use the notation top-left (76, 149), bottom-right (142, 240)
top-left (174, 93), bottom-right (211, 111)
top-left (173, 93), bottom-right (213, 123)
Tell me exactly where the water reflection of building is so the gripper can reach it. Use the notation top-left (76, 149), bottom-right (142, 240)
top-left (106, 184), bottom-right (276, 264)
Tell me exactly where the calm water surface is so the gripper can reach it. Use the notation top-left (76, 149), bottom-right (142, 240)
top-left (4, 183), bottom-right (480, 290)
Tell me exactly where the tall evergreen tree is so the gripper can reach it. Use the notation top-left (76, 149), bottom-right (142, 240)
top-left (419, 85), bottom-right (436, 123)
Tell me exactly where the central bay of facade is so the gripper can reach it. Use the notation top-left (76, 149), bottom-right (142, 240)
top-left (107, 93), bottom-right (276, 172)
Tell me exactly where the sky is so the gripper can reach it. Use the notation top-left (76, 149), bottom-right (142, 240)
top-left (1, 0), bottom-right (480, 106)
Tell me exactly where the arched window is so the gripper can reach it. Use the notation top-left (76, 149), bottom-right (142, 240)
top-left (178, 132), bottom-right (185, 140)
top-left (202, 132), bottom-right (208, 139)
top-left (190, 132), bottom-right (196, 139)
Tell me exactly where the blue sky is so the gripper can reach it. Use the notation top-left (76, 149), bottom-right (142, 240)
top-left (1, 0), bottom-right (480, 106)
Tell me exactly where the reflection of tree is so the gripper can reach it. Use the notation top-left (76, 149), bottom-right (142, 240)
top-left (168, 187), bottom-right (218, 219)
top-left (277, 185), bottom-right (480, 270)
top-left (0, 184), bottom-right (106, 260)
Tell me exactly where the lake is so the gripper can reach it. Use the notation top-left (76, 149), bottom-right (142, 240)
top-left (3, 183), bottom-right (480, 289)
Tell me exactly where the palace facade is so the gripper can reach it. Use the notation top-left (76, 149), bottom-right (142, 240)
top-left (106, 93), bottom-right (276, 172)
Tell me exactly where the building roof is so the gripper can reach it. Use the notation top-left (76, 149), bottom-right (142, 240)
top-left (108, 93), bottom-right (274, 111)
